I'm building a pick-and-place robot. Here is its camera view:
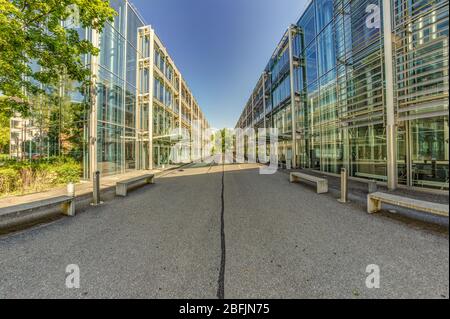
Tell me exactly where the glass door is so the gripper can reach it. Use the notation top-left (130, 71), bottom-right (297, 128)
top-left (409, 117), bottom-right (449, 189)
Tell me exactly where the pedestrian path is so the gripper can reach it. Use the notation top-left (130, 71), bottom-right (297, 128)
top-left (0, 164), bottom-right (447, 298)
top-left (285, 168), bottom-right (449, 225)
top-left (0, 166), bottom-right (178, 211)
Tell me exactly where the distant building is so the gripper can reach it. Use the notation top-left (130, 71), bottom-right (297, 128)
top-left (9, 118), bottom-right (40, 160)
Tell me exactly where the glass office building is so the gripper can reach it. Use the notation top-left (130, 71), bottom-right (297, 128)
top-left (10, 0), bottom-right (210, 179)
top-left (86, 0), bottom-right (209, 178)
top-left (236, 0), bottom-right (448, 190)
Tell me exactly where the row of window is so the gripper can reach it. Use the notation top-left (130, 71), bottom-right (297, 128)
top-left (297, 0), bottom-right (334, 47)
top-left (271, 75), bottom-right (291, 110)
top-left (271, 48), bottom-right (290, 83)
top-left (153, 77), bottom-right (174, 109)
top-left (154, 47), bottom-right (175, 84)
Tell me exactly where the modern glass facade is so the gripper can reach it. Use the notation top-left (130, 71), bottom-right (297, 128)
top-left (88, 1), bottom-right (209, 177)
top-left (10, 0), bottom-right (210, 179)
top-left (236, 0), bottom-right (448, 190)
top-left (134, 26), bottom-right (209, 173)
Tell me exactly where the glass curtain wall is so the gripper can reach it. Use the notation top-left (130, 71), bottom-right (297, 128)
top-left (296, 0), bottom-right (387, 179)
top-left (237, 0), bottom-right (448, 190)
top-left (94, 1), bottom-right (144, 176)
top-left (12, 0), bottom-right (209, 179)
top-left (137, 28), bottom-right (208, 170)
top-left (394, 0), bottom-right (449, 189)
top-left (152, 42), bottom-right (179, 168)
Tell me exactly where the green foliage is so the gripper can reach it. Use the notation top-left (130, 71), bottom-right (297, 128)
top-left (52, 162), bottom-right (81, 184)
top-left (0, 156), bottom-right (81, 195)
top-left (0, 107), bottom-right (9, 153)
top-left (0, 167), bottom-right (20, 193)
top-left (20, 78), bottom-right (87, 159)
top-left (46, 157), bottom-right (82, 183)
top-left (0, 0), bottom-right (117, 116)
top-left (221, 129), bottom-right (226, 154)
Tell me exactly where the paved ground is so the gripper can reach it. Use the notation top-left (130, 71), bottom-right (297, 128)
top-left (0, 163), bottom-right (448, 298)
top-left (0, 166), bottom-right (176, 209)
top-left (287, 168), bottom-right (449, 226)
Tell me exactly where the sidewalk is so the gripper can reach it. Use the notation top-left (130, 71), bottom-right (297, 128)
top-left (0, 167), bottom-right (175, 209)
top-left (0, 165), bottom-right (183, 233)
top-left (285, 168), bottom-right (449, 226)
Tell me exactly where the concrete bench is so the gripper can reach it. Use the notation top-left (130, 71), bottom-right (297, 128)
top-left (290, 172), bottom-right (328, 194)
top-left (367, 192), bottom-right (449, 217)
top-left (414, 179), bottom-right (449, 190)
top-left (116, 174), bottom-right (155, 197)
top-left (0, 195), bottom-right (75, 218)
top-left (356, 172), bottom-right (388, 181)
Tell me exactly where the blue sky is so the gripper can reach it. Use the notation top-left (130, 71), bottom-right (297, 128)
top-left (131, 0), bottom-right (309, 128)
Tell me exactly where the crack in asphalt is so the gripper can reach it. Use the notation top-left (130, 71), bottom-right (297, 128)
top-left (217, 163), bottom-right (226, 299)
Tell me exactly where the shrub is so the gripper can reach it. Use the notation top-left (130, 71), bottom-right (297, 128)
top-left (50, 161), bottom-right (82, 184)
top-left (0, 157), bottom-right (82, 196)
top-left (0, 168), bottom-right (20, 194)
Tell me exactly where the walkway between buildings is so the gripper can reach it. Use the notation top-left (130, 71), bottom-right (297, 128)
top-left (286, 168), bottom-right (449, 226)
top-left (0, 163), bottom-right (448, 298)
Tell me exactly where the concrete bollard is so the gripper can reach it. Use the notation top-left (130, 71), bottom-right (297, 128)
top-left (338, 167), bottom-right (348, 203)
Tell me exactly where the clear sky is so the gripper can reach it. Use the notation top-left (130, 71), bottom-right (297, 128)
top-left (131, 0), bottom-right (309, 129)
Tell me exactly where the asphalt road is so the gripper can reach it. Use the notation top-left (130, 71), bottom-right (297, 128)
top-left (0, 163), bottom-right (448, 298)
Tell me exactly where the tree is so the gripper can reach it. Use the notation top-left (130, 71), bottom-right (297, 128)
top-left (0, 0), bottom-right (117, 116)
top-left (0, 108), bottom-right (9, 154)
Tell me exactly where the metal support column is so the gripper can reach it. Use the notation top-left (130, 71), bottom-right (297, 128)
top-left (89, 28), bottom-right (100, 180)
top-left (383, 0), bottom-right (398, 190)
top-left (135, 20), bottom-right (142, 171)
top-left (178, 78), bottom-right (182, 162)
top-left (262, 72), bottom-right (267, 129)
top-left (288, 25), bottom-right (297, 169)
top-left (148, 28), bottom-right (155, 171)
top-left (262, 73), bottom-right (268, 163)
